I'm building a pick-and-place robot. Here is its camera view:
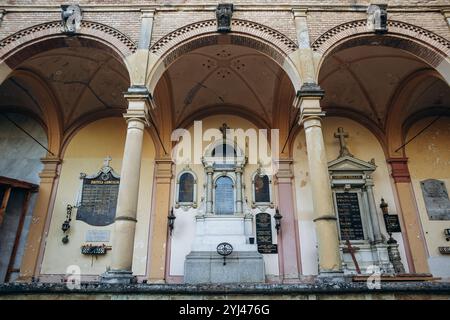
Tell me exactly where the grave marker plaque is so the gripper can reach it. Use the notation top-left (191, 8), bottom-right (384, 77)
top-left (336, 192), bottom-right (364, 241)
top-left (421, 179), bottom-right (450, 220)
top-left (76, 165), bottom-right (120, 226)
top-left (256, 212), bottom-right (277, 254)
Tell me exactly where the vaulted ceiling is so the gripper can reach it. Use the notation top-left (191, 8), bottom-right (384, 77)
top-left (155, 44), bottom-right (296, 129)
top-left (0, 46), bottom-right (129, 131)
top-left (319, 45), bottom-right (450, 129)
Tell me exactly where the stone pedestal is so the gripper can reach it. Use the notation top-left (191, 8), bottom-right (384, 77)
top-left (340, 243), bottom-right (393, 274)
top-left (100, 270), bottom-right (135, 284)
top-left (184, 251), bottom-right (265, 284)
top-left (184, 214), bottom-right (265, 284)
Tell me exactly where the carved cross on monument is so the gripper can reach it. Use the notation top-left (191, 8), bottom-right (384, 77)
top-left (103, 156), bottom-right (112, 167)
top-left (334, 127), bottom-right (353, 158)
top-left (220, 123), bottom-right (231, 140)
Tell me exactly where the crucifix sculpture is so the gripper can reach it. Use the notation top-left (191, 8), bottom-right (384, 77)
top-left (219, 123), bottom-right (231, 140)
top-left (334, 127), bottom-right (353, 158)
top-left (103, 156), bottom-right (112, 167)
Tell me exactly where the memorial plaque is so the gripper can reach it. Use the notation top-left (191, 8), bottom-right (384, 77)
top-left (336, 192), bottom-right (364, 241)
top-left (256, 212), bottom-right (277, 254)
top-left (76, 169), bottom-right (120, 226)
top-left (383, 214), bottom-right (401, 233)
top-left (215, 176), bottom-right (234, 215)
top-left (85, 230), bottom-right (111, 242)
top-left (421, 179), bottom-right (450, 220)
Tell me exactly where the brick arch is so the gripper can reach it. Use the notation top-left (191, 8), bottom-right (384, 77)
top-left (0, 20), bottom-right (137, 72)
top-left (313, 20), bottom-right (450, 83)
top-left (150, 19), bottom-right (297, 58)
top-left (147, 19), bottom-right (301, 93)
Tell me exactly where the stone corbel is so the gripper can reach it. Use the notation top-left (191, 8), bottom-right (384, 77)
top-left (216, 3), bottom-right (234, 33)
top-left (61, 4), bottom-right (82, 34)
top-left (367, 3), bottom-right (388, 34)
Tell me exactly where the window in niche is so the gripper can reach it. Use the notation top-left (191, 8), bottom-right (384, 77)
top-left (175, 169), bottom-right (197, 209)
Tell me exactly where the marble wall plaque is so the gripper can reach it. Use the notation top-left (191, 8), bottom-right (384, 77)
top-left (421, 179), bottom-right (450, 220)
top-left (76, 171), bottom-right (119, 226)
top-left (85, 230), bottom-right (110, 242)
top-left (256, 212), bottom-right (277, 254)
top-left (336, 192), bottom-right (364, 241)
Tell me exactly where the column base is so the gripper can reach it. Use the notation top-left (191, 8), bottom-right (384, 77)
top-left (100, 270), bottom-right (136, 284)
top-left (316, 270), bottom-right (349, 283)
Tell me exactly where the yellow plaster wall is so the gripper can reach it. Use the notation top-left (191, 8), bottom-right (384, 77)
top-left (41, 118), bottom-right (155, 276)
top-left (406, 117), bottom-right (450, 258)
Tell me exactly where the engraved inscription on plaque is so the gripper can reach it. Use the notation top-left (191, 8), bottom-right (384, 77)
top-left (383, 214), bottom-right (401, 233)
top-left (336, 192), bottom-right (364, 241)
top-left (256, 212), bottom-right (277, 254)
top-left (85, 230), bottom-right (111, 242)
top-left (215, 176), bottom-right (234, 215)
top-left (76, 169), bottom-right (120, 226)
top-left (421, 179), bottom-right (450, 220)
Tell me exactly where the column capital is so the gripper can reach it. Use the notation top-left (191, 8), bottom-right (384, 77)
top-left (124, 85), bottom-right (152, 102)
top-left (140, 9), bottom-right (155, 18)
top-left (297, 82), bottom-right (325, 99)
top-left (292, 7), bottom-right (308, 17)
top-left (442, 9), bottom-right (450, 27)
top-left (296, 83), bottom-right (326, 125)
top-left (387, 157), bottom-right (411, 183)
top-left (124, 86), bottom-right (154, 126)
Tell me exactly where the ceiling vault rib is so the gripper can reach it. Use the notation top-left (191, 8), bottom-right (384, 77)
top-left (227, 67), bottom-right (271, 123)
top-left (331, 56), bottom-right (380, 124)
top-left (383, 68), bottom-right (438, 127)
top-left (174, 66), bottom-right (220, 126)
top-left (66, 56), bottom-right (115, 125)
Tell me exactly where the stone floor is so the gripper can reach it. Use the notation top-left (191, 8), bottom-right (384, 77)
top-left (0, 281), bottom-right (449, 300)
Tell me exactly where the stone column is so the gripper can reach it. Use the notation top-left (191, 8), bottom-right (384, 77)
top-left (387, 157), bottom-right (429, 273)
top-left (148, 158), bottom-right (173, 282)
top-left (102, 86), bottom-right (150, 283)
top-left (206, 166), bottom-right (214, 214)
top-left (275, 159), bottom-right (301, 281)
top-left (366, 178), bottom-right (383, 243)
top-left (235, 167), bottom-right (243, 214)
top-left (298, 83), bottom-right (342, 275)
top-left (19, 156), bottom-right (61, 281)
